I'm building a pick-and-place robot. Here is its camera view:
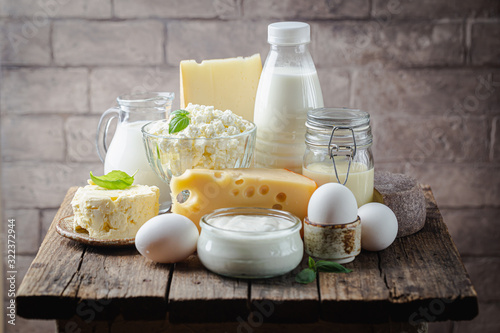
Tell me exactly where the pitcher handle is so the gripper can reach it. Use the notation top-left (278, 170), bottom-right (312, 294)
top-left (96, 107), bottom-right (119, 163)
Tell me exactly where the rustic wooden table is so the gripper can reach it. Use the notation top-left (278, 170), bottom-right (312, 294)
top-left (17, 186), bottom-right (478, 333)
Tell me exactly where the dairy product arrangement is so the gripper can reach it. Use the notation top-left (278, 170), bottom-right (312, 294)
top-left (58, 20), bottom-right (424, 282)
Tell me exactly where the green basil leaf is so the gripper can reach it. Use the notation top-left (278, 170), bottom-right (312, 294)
top-left (168, 109), bottom-right (190, 134)
top-left (90, 170), bottom-right (136, 190)
top-left (308, 256), bottom-right (317, 271)
top-left (316, 260), bottom-right (352, 273)
top-left (170, 109), bottom-right (189, 117)
top-left (295, 268), bottom-right (317, 284)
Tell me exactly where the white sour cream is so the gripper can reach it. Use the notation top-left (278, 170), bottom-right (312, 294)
top-left (197, 208), bottom-right (303, 279)
top-left (209, 215), bottom-right (294, 232)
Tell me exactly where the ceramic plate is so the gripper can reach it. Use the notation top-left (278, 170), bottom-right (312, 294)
top-left (56, 215), bottom-right (135, 247)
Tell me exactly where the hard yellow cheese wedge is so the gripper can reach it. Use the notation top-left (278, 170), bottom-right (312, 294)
top-left (170, 168), bottom-right (317, 230)
top-left (180, 54), bottom-right (262, 121)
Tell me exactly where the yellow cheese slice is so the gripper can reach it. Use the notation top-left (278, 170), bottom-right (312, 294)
top-left (180, 54), bottom-right (262, 122)
top-left (170, 168), bottom-right (317, 230)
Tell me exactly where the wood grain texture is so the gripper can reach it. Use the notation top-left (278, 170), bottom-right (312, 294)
top-left (168, 255), bottom-right (249, 323)
top-left (319, 185), bottom-right (478, 323)
top-left (250, 254), bottom-right (320, 323)
top-left (17, 186), bottom-right (478, 325)
top-left (17, 187), bottom-right (171, 320)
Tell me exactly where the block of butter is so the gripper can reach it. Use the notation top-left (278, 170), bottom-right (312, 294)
top-left (180, 54), bottom-right (262, 122)
top-left (71, 183), bottom-right (159, 239)
top-left (170, 168), bottom-right (317, 230)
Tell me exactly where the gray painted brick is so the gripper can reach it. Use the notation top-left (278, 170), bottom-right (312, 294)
top-left (352, 69), bottom-right (500, 117)
top-left (41, 208), bottom-right (58, 239)
top-left (428, 321), bottom-right (453, 333)
top-left (2, 162), bottom-right (102, 209)
top-left (114, 0), bottom-right (239, 19)
top-left (0, 20), bottom-right (51, 65)
top-left (312, 21), bottom-right (463, 68)
top-left (462, 257), bottom-right (500, 301)
top-left (53, 20), bottom-right (163, 66)
top-left (166, 20), bottom-right (269, 66)
top-left (453, 302), bottom-right (500, 333)
top-left (317, 69), bottom-right (351, 107)
top-left (471, 22), bottom-right (500, 66)
top-left (65, 116), bottom-right (101, 162)
top-left (90, 66), bottom-right (180, 113)
top-left (4, 209), bottom-right (40, 254)
top-left (1, 115), bottom-right (65, 162)
top-left (0, 67), bottom-right (88, 114)
top-left (404, 163), bottom-right (500, 208)
top-left (492, 116), bottom-right (500, 161)
top-left (442, 208), bottom-right (500, 256)
top-left (371, 115), bottom-right (489, 163)
top-left (373, 0), bottom-right (500, 20)
top-left (244, 0), bottom-right (370, 19)
top-left (0, 0), bottom-right (111, 18)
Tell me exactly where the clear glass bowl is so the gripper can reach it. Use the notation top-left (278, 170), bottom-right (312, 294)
top-left (197, 207), bottom-right (303, 279)
top-left (141, 120), bottom-right (256, 183)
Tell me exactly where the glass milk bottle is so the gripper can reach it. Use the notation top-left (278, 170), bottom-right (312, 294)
top-left (96, 92), bottom-right (174, 212)
top-left (302, 108), bottom-right (374, 207)
top-left (253, 22), bottom-right (324, 173)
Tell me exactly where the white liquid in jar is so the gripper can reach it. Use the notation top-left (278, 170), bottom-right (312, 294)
top-left (254, 67), bottom-right (324, 173)
top-left (104, 121), bottom-right (171, 209)
top-left (303, 161), bottom-right (374, 207)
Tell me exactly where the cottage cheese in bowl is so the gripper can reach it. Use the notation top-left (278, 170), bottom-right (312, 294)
top-left (142, 103), bottom-right (256, 179)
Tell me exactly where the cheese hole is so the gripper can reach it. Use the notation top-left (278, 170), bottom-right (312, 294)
top-left (244, 186), bottom-right (255, 197)
top-left (259, 185), bottom-right (269, 195)
top-left (272, 204), bottom-right (283, 210)
top-left (176, 190), bottom-right (190, 204)
top-left (232, 189), bottom-right (239, 196)
top-left (276, 192), bottom-right (287, 202)
top-left (235, 179), bottom-right (244, 185)
top-left (214, 171), bottom-right (222, 179)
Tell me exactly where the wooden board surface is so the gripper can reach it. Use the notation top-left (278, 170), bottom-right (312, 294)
top-left (16, 186), bottom-right (478, 324)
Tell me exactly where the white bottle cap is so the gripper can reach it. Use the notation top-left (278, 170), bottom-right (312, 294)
top-left (268, 21), bottom-right (310, 45)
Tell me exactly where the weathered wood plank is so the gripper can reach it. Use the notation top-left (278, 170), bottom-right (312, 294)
top-left (249, 254), bottom-right (320, 323)
top-left (319, 186), bottom-right (478, 323)
top-left (379, 186), bottom-right (478, 322)
top-left (17, 187), bottom-right (84, 319)
top-left (17, 185), bottom-right (478, 325)
top-left (17, 187), bottom-right (172, 320)
top-left (319, 251), bottom-right (391, 323)
top-left (168, 255), bottom-right (249, 323)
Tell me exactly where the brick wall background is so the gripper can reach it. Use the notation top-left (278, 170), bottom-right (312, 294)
top-left (1, 0), bottom-right (499, 332)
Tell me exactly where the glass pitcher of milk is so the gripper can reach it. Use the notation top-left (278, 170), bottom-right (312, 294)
top-left (96, 92), bottom-right (174, 212)
top-left (253, 22), bottom-right (324, 173)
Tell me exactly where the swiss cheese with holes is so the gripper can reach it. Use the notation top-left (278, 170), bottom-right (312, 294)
top-left (170, 168), bottom-right (317, 230)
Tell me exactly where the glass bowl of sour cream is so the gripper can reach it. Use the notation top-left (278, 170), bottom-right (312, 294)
top-left (197, 207), bottom-right (303, 279)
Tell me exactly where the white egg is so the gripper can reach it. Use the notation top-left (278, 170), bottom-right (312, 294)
top-left (307, 183), bottom-right (358, 225)
top-left (135, 214), bottom-right (199, 263)
top-left (359, 203), bottom-right (398, 252)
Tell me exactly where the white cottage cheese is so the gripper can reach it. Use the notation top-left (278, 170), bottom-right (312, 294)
top-left (148, 104), bottom-right (255, 176)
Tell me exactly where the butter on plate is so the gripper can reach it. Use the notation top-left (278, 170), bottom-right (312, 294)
top-left (71, 182), bottom-right (159, 240)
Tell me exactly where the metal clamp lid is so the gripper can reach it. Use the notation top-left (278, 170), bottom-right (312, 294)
top-left (328, 126), bottom-right (357, 185)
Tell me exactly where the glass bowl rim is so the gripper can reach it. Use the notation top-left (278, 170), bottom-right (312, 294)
top-left (200, 207), bottom-right (302, 235)
top-left (141, 119), bottom-right (257, 141)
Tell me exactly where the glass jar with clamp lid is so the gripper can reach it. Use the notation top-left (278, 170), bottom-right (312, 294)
top-left (302, 108), bottom-right (374, 207)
